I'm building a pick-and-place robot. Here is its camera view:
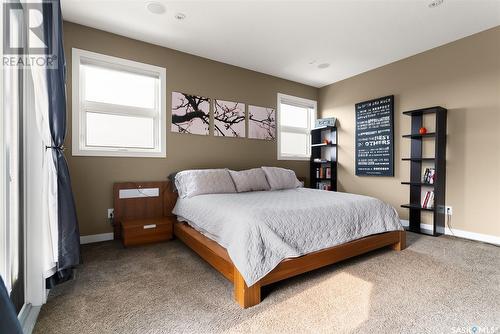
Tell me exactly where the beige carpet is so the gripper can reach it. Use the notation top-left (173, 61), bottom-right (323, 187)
top-left (34, 233), bottom-right (500, 334)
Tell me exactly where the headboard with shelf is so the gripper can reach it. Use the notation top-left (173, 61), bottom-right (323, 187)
top-left (112, 174), bottom-right (306, 239)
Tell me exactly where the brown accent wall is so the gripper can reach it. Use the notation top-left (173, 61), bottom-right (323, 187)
top-left (65, 22), bottom-right (500, 239)
top-left (63, 22), bottom-right (318, 236)
top-left (319, 26), bottom-right (500, 237)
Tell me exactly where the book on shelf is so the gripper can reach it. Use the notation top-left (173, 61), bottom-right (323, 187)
top-left (316, 182), bottom-right (331, 191)
top-left (422, 191), bottom-right (435, 209)
top-left (315, 167), bottom-right (331, 179)
top-left (422, 168), bottom-right (436, 184)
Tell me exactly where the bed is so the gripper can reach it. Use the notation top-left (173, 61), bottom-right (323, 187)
top-left (171, 178), bottom-right (405, 308)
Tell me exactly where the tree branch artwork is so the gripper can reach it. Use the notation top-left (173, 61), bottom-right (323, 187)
top-left (213, 100), bottom-right (246, 137)
top-left (248, 105), bottom-right (276, 140)
top-left (171, 92), bottom-right (210, 135)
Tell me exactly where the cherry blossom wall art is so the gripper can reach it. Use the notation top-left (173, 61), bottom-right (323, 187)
top-left (171, 92), bottom-right (210, 135)
top-left (248, 105), bottom-right (276, 140)
top-left (213, 99), bottom-right (246, 137)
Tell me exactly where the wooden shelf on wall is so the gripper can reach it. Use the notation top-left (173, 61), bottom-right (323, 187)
top-left (402, 106), bottom-right (446, 116)
top-left (401, 106), bottom-right (447, 237)
top-left (311, 125), bottom-right (336, 131)
top-left (401, 182), bottom-right (435, 187)
top-left (401, 204), bottom-right (435, 212)
top-left (401, 158), bottom-right (435, 161)
top-left (311, 161), bottom-right (332, 164)
top-left (310, 127), bottom-right (337, 191)
top-left (402, 133), bottom-right (436, 139)
top-left (311, 143), bottom-right (337, 147)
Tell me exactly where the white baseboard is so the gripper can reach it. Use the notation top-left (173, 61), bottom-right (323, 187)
top-left (443, 227), bottom-right (500, 246)
top-left (80, 232), bottom-right (114, 245)
top-left (399, 219), bottom-right (500, 245)
top-left (18, 303), bottom-right (41, 334)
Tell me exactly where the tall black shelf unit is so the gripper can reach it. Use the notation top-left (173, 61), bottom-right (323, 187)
top-left (310, 126), bottom-right (337, 191)
top-left (401, 106), bottom-right (447, 236)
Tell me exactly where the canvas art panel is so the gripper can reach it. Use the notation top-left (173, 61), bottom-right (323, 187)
top-left (213, 99), bottom-right (246, 137)
top-left (248, 105), bottom-right (276, 140)
top-left (171, 92), bottom-right (210, 135)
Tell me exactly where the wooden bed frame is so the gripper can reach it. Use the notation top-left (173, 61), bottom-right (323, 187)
top-left (113, 180), bottom-right (406, 308)
top-left (174, 222), bottom-right (405, 308)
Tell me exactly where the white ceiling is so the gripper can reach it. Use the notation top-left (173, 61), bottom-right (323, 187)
top-left (61, 0), bottom-right (500, 88)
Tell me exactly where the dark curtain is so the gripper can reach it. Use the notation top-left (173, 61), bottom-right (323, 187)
top-left (43, 0), bottom-right (81, 287)
top-left (0, 277), bottom-right (23, 334)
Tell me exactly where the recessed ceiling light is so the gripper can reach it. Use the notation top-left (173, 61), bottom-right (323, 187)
top-left (318, 63), bottom-right (330, 69)
top-left (174, 12), bottom-right (186, 20)
top-left (428, 0), bottom-right (444, 8)
top-left (146, 1), bottom-right (166, 15)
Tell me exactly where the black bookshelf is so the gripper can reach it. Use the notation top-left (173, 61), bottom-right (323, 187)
top-left (401, 106), bottom-right (447, 236)
top-left (310, 126), bottom-right (337, 191)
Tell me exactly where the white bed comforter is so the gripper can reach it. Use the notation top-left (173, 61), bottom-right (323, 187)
top-left (172, 188), bottom-right (402, 286)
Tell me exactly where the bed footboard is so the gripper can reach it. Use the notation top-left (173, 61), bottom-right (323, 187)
top-left (234, 269), bottom-right (261, 308)
top-left (174, 221), bottom-right (405, 308)
top-left (391, 230), bottom-right (406, 251)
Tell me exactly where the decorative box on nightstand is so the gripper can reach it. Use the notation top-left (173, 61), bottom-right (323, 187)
top-left (120, 217), bottom-right (173, 247)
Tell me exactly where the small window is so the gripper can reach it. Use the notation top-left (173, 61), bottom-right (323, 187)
top-left (277, 93), bottom-right (317, 160)
top-left (72, 48), bottom-right (166, 157)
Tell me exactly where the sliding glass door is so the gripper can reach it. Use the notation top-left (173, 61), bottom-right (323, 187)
top-left (5, 62), bottom-right (25, 313)
top-left (1, 1), bottom-right (25, 313)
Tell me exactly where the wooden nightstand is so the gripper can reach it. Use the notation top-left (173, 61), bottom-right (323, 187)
top-left (121, 217), bottom-right (173, 247)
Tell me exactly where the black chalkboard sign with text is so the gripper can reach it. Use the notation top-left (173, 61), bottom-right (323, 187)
top-left (355, 95), bottom-right (394, 176)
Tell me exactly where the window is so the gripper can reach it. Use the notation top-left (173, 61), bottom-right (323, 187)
top-left (72, 48), bottom-right (166, 157)
top-left (277, 93), bottom-right (317, 160)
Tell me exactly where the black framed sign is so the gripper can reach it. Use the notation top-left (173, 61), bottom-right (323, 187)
top-left (355, 95), bottom-right (394, 176)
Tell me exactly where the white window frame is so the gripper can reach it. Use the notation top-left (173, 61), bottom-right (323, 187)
top-left (277, 93), bottom-right (317, 161)
top-left (72, 48), bottom-right (166, 158)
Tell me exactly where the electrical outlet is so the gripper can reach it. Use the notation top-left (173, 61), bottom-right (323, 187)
top-left (445, 206), bottom-right (453, 215)
top-left (107, 208), bottom-right (114, 219)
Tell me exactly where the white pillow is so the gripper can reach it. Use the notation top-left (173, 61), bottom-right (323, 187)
top-left (229, 168), bottom-right (270, 192)
top-left (261, 166), bottom-right (301, 190)
top-left (175, 169), bottom-right (236, 198)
